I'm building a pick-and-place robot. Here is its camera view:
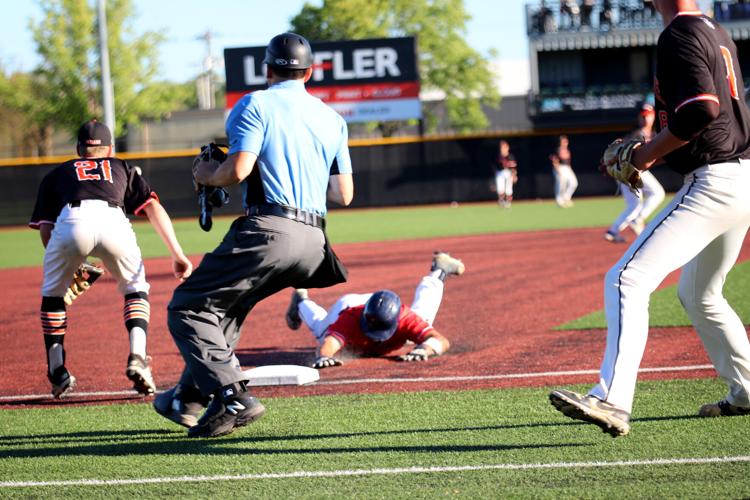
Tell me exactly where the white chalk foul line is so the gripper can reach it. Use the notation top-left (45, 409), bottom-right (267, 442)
top-left (318, 364), bottom-right (715, 386)
top-left (0, 364), bottom-right (715, 402)
top-left (1, 456), bottom-right (748, 488)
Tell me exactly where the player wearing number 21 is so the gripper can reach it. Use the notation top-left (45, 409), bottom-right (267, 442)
top-left (550, 0), bottom-right (750, 437)
top-left (29, 120), bottom-right (192, 400)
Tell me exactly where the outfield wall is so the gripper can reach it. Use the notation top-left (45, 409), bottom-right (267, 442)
top-left (0, 130), bottom-right (683, 226)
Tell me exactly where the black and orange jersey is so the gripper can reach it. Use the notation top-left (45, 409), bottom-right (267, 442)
top-left (29, 157), bottom-right (156, 228)
top-left (654, 12), bottom-right (750, 173)
top-left (495, 153), bottom-right (517, 172)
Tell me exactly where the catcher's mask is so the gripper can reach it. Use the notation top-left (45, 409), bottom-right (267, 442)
top-left (360, 290), bottom-right (402, 342)
top-left (263, 32), bottom-right (313, 70)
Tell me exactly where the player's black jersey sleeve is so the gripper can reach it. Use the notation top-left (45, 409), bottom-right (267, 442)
top-left (28, 157), bottom-right (157, 228)
top-left (29, 169), bottom-right (63, 228)
top-left (122, 162), bottom-right (157, 215)
top-left (655, 15), bottom-right (750, 173)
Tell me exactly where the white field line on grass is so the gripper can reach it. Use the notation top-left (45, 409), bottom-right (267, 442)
top-left (2, 456), bottom-right (749, 488)
top-left (0, 364), bottom-right (714, 402)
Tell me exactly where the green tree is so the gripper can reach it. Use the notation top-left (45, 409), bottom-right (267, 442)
top-left (0, 69), bottom-right (55, 156)
top-left (290, 0), bottom-right (500, 133)
top-left (25, 0), bottom-right (193, 153)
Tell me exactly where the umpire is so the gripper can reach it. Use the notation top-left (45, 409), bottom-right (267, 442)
top-left (156, 32), bottom-right (354, 438)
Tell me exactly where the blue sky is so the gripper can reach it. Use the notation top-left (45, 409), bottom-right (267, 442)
top-left (1, 0), bottom-right (530, 84)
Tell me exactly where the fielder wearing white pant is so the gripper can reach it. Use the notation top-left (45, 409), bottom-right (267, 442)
top-left (550, 3), bottom-right (750, 437)
top-left (495, 169), bottom-right (515, 207)
top-left (606, 171), bottom-right (666, 238)
top-left (29, 120), bottom-right (192, 399)
top-left (550, 135), bottom-right (577, 208)
top-left (285, 252), bottom-right (464, 368)
top-left (594, 161), bottom-right (750, 413)
top-left (606, 103), bottom-right (666, 242)
top-left (493, 140), bottom-right (517, 208)
top-left (553, 164), bottom-right (578, 207)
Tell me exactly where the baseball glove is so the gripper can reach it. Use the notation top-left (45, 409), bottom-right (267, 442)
top-left (63, 263), bottom-right (104, 305)
top-left (193, 143), bottom-right (230, 232)
top-left (600, 139), bottom-right (644, 194)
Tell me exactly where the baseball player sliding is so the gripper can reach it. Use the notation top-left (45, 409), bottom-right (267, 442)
top-left (285, 252), bottom-right (464, 367)
top-left (29, 120), bottom-right (193, 398)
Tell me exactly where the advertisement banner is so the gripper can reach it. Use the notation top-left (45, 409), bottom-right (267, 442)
top-left (224, 37), bottom-right (422, 123)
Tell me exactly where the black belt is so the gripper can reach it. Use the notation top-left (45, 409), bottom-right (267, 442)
top-left (245, 204), bottom-right (325, 229)
top-left (69, 200), bottom-right (120, 209)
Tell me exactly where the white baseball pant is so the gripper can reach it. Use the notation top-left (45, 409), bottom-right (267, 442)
top-left (41, 200), bottom-right (149, 297)
top-left (298, 275), bottom-right (445, 343)
top-left (608, 170), bottom-right (666, 234)
top-left (554, 164), bottom-right (578, 206)
top-left (495, 169), bottom-right (514, 199)
top-left (590, 160), bottom-right (750, 412)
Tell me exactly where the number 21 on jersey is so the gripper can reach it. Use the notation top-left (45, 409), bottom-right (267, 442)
top-left (74, 160), bottom-right (113, 183)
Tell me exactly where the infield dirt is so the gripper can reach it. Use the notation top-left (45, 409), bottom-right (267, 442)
top-left (2, 227), bottom-right (747, 406)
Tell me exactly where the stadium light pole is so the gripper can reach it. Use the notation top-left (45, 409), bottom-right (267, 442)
top-left (97, 0), bottom-right (116, 140)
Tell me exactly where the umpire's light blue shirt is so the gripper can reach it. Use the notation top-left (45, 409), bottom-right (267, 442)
top-left (226, 79), bottom-right (352, 216)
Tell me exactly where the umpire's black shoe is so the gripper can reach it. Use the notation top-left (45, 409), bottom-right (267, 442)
top-left (188, 386), bottom-right (266, 438)
top-left (153, 384), bottom-right (209, 428)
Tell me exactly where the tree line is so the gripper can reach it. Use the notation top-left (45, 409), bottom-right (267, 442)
top-left (0, 0), bottom-right (499, 157)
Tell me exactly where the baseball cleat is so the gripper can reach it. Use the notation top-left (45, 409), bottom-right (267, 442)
top-left (432, 251), bottom-right (465, 277)
top-left (48, 366), bottom-right (76, 399)
top-left (628, 218), bottom-right (645, 236)
top-left (604, 231), bottom-right (627, 243)
top-left (285, 289), bottom-right (308, 330)
top-left (188, 393), bottom-right (266, 438)
top-left (126, 354), bottom-right (156, 396)
top-left (153, 384), bottom-right (209, 428)
top-left (698, 400), bottom-right (750, 417)
top-left (549, 389), bottom-right (631, 438)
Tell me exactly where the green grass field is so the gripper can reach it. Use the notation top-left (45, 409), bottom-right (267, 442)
top-left (0, 197), bottom-right (638, 269)
top-left (1, 379), bottom-right (749, 498)
top-left (2, 197), bottom-right (750, 498)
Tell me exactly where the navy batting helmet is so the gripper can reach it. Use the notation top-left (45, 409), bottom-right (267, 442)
top-left (263, 32), bottom-right (313, 70)
top-left (360, 290), bottom-right (402, 342)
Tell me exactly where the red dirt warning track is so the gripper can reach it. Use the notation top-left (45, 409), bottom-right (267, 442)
top-left (1, 227), bottom-right (747, 407)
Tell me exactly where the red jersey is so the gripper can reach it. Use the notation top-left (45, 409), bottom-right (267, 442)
top-left (326, 304), bottom-right (434, 356)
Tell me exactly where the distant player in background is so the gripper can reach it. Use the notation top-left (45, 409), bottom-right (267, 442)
top-left (29, 120), bottom-right (193, 398)
top-left (550, 134), bottom-right (578, 207)
top-left (493, 140), bottom-right (518, 208)
top-left (285, 252), bottom-right (464, 367)
top-left (604, 103), bottom-right (666, 243)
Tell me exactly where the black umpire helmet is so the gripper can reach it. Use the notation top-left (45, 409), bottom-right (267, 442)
top-left (360, 290), bottom-right (402, 342)
top-left (263, 32), bottom-right (313, 70)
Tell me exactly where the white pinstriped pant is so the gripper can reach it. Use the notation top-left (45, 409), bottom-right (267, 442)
top-left (590, 160), bottom-right (750, 412)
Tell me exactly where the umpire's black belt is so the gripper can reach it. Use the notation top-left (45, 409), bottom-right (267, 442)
top-left (69, 200), bottom-right (120, 209)
top-left (245, 204), bottom-right (325, 229)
